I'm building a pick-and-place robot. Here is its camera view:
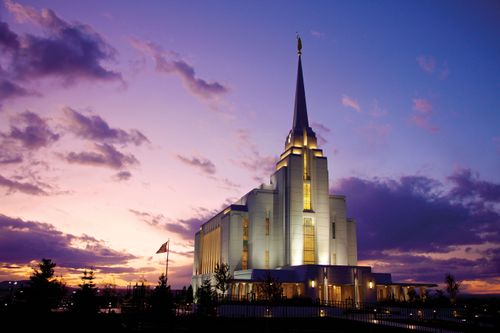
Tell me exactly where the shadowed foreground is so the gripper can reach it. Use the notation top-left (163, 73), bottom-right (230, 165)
top-left (3, 313), bottom-right (433, 333)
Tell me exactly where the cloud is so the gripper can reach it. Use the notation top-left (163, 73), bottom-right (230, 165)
top-left (360, 249), bottom-right (499, 285)
top-left (176, 154), bottom-right (216, 175)
top-left (311, 122), bottom-right (331, 134)
top-left (332, 170), bottom-right (500, 285)
top-left (413, 98), bottom-right (432, 113)
top-left (410, 98), bottom-right (438, 132)
top-left (0, 213), bottom-right (136, 268)
top-left (0, 149), bottom-right (23, 164)
top-left (0, 20), bottom-right (20, 50)
top-left (130, 204), bottom-right (224, 242)
top-left (310, 30), bottom-right (325, 38)
top-left (93, 265), bottom-right (156, 275)
top-left (333, 175), bottom-right (499, 253)
top-left (341, 94), bottom-right (361, 112)
top-left (62, 106), bottom-right (149, 145)
top-left (0, 79), bottom-right (32, 102)
top-left (114, 170), bottom-right (132, 181)
top-left (232, 129), bottom-right (277, 183)
top-left (448, 168), bottom-right (500, 202)
top-left (1, 0), bottom-right (122, 90)
top-left (416, 55), bottom-right (450, 80)
top-left (216, 177), bottom-right (241, 190)
top-left (0, 174), bottom-right (47, 195)
top-left (1, 110), bottom-right (59, 150)
top-left (130, 37), bottom-right (228, 103)
top-left (311, 122), bottom-right (330, 146)
top-left (370, 99), bottom-right (388, 118)
top-left (174, 154), bottom-right (238, 189)
top-left (130, 209), bottom-right (196, 241)
top-left (332, 171), bottom-right (499, 254)
top-left (166, 151), bottom-right (237, 190)
top-left (356, 122), bottom-right (392, 144)
top-left (62, 143), bottom-right (138, 169)
top-left (416, 55), bottom-right (436, 73)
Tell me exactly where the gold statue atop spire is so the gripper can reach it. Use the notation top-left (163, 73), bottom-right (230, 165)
top-left (297, 33), bottom-right (302, 56)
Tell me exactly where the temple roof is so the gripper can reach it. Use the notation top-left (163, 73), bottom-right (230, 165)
top-left (292, 55), bottom-right (309, 131)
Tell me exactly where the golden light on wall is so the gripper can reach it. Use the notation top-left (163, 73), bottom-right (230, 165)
top-left (200, 227), bottom-right (221, 274)
top-left (369, 280), bottom-right (374, 289)
top-left (303, 217), bottom-right (315, 264)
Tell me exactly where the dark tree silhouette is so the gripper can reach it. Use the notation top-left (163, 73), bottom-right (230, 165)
top-left (256, 271), bottom-right (283, 303)
top-left (150, 273), bottom-right (173, 316)
top-left (195, 278), bottom-right (215, 316)
top-left (26, 258), bottom-right (65, 312)
top-left (131, 280), bottom-right (149, 312)
top-left (73, 269), bottom-right (99, 315)
top-left (214, 263), bottom-right (232, 298)
top-left (445, 273), bottom-right (460, 305)
top-left (101, 282), bottom-right (118, 312)
top-left (186, 285), bottom-right (194, 304)
top-left (176, 285), bottom-right (193, 305)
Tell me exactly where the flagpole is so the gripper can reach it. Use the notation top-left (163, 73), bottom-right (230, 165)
top-left (165, 239), bottom-right (170, 282)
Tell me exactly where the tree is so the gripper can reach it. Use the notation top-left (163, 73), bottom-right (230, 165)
top-left (256, 271), bottom-right (283, 303)
top-left (73, 269), bottom-right (99, 315)
top-left (150, 273), bottom-right (173, 316)
top-left (214, 263), bottom-right (233, 298)
top-left (176, 285), bottom-right (194, 305)
top-left (101, 282), bottom-right (118, 312)
top-left (131, 279), bottom-right (149, 312)
top-left (407, 287), bottom-right (417, 302)
top-left (186, 285), bottom-right (194, 304)
top-left (445, 273), bottom-right (460, 305)
top-left (26, 258), bottom-right (66, 312)
top-left (195, 278), bottom-right (215, 316)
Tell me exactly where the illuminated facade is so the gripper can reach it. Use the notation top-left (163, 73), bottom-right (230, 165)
top-left (192, 40), bottom-right (434, 303)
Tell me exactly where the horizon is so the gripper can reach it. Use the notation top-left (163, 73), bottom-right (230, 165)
top-left (0, 0), bottom-right (498, 294)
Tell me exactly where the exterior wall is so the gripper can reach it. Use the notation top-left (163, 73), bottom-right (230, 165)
top-left (193, 157), bottom-right (359, 278)
top-left (220, 214), bottom-right (230, 266)
top-left (192, 136), bottom-right (360, 293)
top-left (200, 226), bottom-right (221, 274)
top-left (227, 211), bottom-right (245, 271)
top-left (286, 154), bottom-right (305, 266)
top-left (311, 156), bottom-right (330, 265)
top-left (271, 171), bottom-right (286, 268)
top-left (329, 195), bottom-right (348, 265)
top-left (246, 189), bottom-right (274, 269)
top-left (193, 231), bottom-right (201, 275)
top-left (346, 218), bottom-right (358, 265)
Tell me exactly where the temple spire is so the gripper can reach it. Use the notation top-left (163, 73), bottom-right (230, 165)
top-left (293, 35), bottom-right (309, 131)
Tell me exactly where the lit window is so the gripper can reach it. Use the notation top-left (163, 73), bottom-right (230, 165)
top-left (264, 250), bottom-right (269, 269)
top-left (303, 218), bottom-right (315, 264)
top-left (303, 182), bottom-right (312, 211)
top-left (242, 250), bottom-right (248, 270)
top-left (303, 150), bottom-right (309, 179)
top-left (242, 218), bottom-right (249, 269)
top-left (243, 218), bottom-right (249, 240)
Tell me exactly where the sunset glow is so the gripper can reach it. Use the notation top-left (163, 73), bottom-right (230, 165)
top-left (0, 0), bottom-right (498, 294)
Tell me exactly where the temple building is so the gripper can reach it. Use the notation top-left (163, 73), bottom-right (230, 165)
top-left (192, 38), bottom-right (434, 304)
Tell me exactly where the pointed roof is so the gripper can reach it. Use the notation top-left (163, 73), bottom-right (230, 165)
top-left (292, 52), bottom-right (309, 131)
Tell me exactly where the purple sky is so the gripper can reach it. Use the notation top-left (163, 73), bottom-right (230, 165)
top-left (0, 0), bottom-right (499, 293)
